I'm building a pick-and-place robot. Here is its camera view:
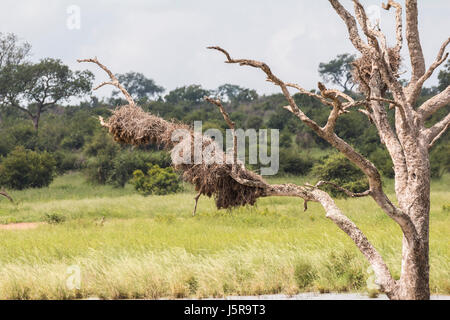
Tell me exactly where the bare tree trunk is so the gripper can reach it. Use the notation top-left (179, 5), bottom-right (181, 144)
top-left (32, 112), bottom-right (40, 132)
top-left (367, 68), bottom-right (432, 299)
top-left (396, 146), bottom-right (431, 299)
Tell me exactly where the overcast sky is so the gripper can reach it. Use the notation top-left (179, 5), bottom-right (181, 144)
top-left (1, 0), bottom-right (448, 98)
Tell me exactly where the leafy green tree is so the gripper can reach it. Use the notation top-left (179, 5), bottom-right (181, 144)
top-left (216, 84), bottom-right (258, 104)
top-left (0, 58), bottom-right (93, 131)
top-left (3, 122), bottom-right (37, 152)
top-left (0, 32), bottom-right (30, 70)
top-left (0, 33), bottom-right (31, 124)
top-left (0, 146), bottom-right (56, 189)
top-left (112, 71), bottom-right (164, 103)
top-left (165, 85), bottom-right (210, 104)
top-left (318, 53), bottom-right (356, 92)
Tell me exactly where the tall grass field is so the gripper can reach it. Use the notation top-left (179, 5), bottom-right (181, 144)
top-left (0, 173), bottom-right (448, 299)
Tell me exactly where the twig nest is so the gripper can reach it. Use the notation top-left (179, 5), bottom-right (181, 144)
top-left (104, 104), bottom-right (267, 209)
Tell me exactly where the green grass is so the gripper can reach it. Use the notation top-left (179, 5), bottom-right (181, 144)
top-left (0, 172), bottom-right (448, 299)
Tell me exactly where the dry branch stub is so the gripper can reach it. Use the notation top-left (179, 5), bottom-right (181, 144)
top-left (0, 189), bottom-right (13, 203)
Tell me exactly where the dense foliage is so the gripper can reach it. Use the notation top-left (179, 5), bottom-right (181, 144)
top-left (131, 164), bottom-right (181, 195)
top-left (312, 153), bottom-right (369, 198)
top-left (0, 146), bottom-right (56, 189)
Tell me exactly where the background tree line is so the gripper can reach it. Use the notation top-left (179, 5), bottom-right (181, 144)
top-left (0, 33), bottom-right (448, 192)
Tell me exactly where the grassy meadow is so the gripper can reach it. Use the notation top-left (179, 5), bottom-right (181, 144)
top-left (0, 172), bottom-right (448, 299)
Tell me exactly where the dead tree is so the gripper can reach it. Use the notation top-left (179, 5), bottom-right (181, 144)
top-left (205, 0), bottom-right (449, 300)
top-left (79, 0), bottom-right (448, 298)
top-left (78, 58), bottom-right (317, 214)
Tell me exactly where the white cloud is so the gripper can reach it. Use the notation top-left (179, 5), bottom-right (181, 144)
top-left (0, 0), bottom-right (448, 97)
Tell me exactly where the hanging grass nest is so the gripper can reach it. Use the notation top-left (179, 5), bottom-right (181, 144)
top-left (103, 103), bottom-right (267, 209)
top-left (105, 104), bottom-right (186, 148)
top-left (78, 57), bottom-right (269, 210)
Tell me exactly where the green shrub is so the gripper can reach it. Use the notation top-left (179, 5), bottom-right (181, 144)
top-left (312, 153), bottom-right (369, 198)
top-left (85, 153), bottom-right (115, 185)
top-left (369, 148), bottom-right (394, 178)
top-left (85, 149), bottom-right (161, 187)
top-left (131, 164), bottom-right (181, 195)
top-left (60, 132), bottom-right (85, 150)
top-left (7, 123), bottom-right (38, 151)
top-left (44, 212), bottom-right (66, 224)
top-left (430, 143), bottom-right (450, 178)
top-left (54, 151), bottom-right (85, 174)
top-left (108, 151), bottom-right (151, 187)
top-left (279, 150), bottom-right (313, 175)
top-left (0, 146), bottom-right (56, 190)
top-left (279, 131), bottom-right (293, 148)
top-left (146, 151), bottom-right (172, 168)
top-left (83, 131), bottom-right (119, 157)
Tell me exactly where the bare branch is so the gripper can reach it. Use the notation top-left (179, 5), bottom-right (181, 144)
top-left (382, 1), bottom-right (403, 57)
top-left (324, 104), bottom-right (342, 134)
top-left (266, 185), bottom-right (397, 297)
top-left (228, 176), bottom-right (398, 295)
top-left (405, 0), bottom-right (426, 82)
top-left (424, 112), bottom-right (450, 148)
top-left (98, 116), bottom-right (109, 128)
top-left (328, 0), bottom-right (369, 54)
top-left (418, 86), bottom-right (450, 120)
top-left (347, 97), bottom-right (401, 109)
top-left (204, 96), bottom-right (237, 165)
top-left (315, 180), bottom-right (371, 198)
top-left (318, 81), bottom-right (354, 105)
top-left (204, 97), bottom-right (235, 131)
top-left (207, 46), bottom-right (322, 133)
top-left (208, 46), bottom-right (418, 245)
top-left (429, 122), bottom-right (449, 149)
top-left (335, 1), bottom-right (406, 107)
top-left (408, 37), bottom-right (450, 105)
top-left (77, 57), bottom-right (135, 106)
top-left (0, 189), bottom-right (13, 203)
top-left (94, 81), bottom-right (116, 91)
top-left (352, 0), bottom-right (379, 44)
top-left (192, 192), bottom-right (201, 216)
top-left (285, 83), bottom-right (334, 107)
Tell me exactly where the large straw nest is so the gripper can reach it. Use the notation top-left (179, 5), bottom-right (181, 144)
top-left (104, 104), bottom-right (267, 209)
top-left (352, 48), bottom-right (401, 94)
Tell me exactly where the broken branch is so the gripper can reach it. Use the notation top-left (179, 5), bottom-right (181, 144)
top-left (77, 57), bottom-right (135, 106)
